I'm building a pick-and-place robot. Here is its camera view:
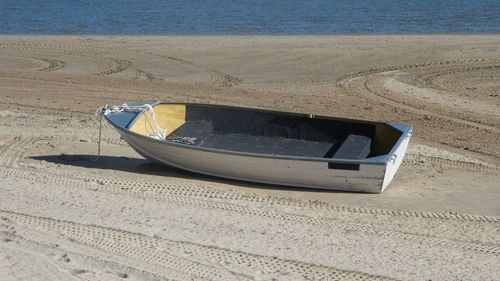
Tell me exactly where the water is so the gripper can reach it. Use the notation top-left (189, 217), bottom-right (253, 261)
top-left (1, 0), bottom-right (499, 34)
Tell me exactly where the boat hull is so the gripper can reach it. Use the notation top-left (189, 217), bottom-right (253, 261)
top-left (119, 129), bottom-right (392, 193)
top-left (102, 102), bottom-right (412, 193)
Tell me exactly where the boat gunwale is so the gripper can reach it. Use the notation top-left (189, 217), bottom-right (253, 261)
top-left (103, 101), bottom-right (413, 165)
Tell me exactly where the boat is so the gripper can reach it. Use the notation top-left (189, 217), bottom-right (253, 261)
top-left (99, 102), bottom-right (412, 193)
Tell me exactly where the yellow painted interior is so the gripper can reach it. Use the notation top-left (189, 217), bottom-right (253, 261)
top-left (129, 104), bottom-right (186, 138)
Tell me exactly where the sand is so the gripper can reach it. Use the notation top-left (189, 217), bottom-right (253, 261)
top-left (0, 35), bottom-right (499, 280)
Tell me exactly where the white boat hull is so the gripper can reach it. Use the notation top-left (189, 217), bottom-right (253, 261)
top-left (101, 102), bottom-right (413, 193)
top-left (119, 130), bottom-right (407, 193)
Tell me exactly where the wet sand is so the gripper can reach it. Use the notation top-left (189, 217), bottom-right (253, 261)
top-left (0, 35), bottom-right (499, 280)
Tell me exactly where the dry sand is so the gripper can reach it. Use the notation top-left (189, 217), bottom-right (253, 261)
top-left (0, 35), bottom-right (499, 280)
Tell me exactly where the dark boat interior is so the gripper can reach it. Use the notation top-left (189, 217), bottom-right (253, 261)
top-left (166, 105), bottom-right (391, 160)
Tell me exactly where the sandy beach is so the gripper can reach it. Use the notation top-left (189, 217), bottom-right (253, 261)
top-left (0, 35), bottom-right (499, 280)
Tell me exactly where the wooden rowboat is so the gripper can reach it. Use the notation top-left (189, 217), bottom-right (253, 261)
top-left (100, 102), bottom-right (412, 193)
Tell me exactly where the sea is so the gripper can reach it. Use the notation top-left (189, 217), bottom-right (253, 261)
top-left (0, 0), bottom-right (499, 34)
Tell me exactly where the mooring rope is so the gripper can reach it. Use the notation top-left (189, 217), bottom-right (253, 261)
top-left (93, 103), bottom-right (166, 161)
top-left (97, 104), bottom-right (166, 139)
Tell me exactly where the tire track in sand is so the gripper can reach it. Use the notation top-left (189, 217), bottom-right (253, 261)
top-left (0, 55), bottom-right (66, 72)
top-left (1, 165), bottom-right (499, 256)
top-left (36, 58), bottom-right (67, 72)
top-left (0, 222), bottom-right (211, 281)
top-left (0, 210), bottom-right (395, 281)
top-left (4, 108), bottom-right (496, 173)
top-left (0, 42), bottom-right (241, 86)
top-left (0, 43), bottom-right (155, 80)
top-left (339, 58), bottom-right (500, 165)
top-left (0, 112), bottom-right (498, 225)
top-left (92, 58), bottom-right (156, 80)
top-left (404, 154), bottom-right (499, 174)
top-left (70, 43), bottom-right (243, 86)
top-left (0, 134), bottom-right (499, 224)
top-left (0, 136), bottom-right (37, 167)
top-left (342, 73), bottom-right (500, 134)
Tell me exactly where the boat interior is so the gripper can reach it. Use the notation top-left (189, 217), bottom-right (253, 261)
top-left (128, 103), bottom-right (403, 160)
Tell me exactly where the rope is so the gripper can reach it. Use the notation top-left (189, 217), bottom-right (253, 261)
top-left (96, 103), bottom-right (166, 139)
top-left (94, 103), bottom-right (167, 160)
top-left (84, 112), bottom-right (103, 162)
top-left (97, 112), bottom-right (102, 158)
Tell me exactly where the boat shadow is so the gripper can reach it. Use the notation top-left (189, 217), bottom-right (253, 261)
top-left (30, 154), bottom-right (342, 193)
